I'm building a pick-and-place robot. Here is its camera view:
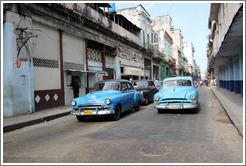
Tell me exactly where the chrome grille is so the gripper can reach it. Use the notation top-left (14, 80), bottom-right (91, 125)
top-left (162, 98), bottom-right (187, 101)
top-left (74, 104), bottom-right (110, 111)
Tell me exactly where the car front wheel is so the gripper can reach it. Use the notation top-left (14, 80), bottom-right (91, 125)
top-left (110, 105), bottom-right (121, 121)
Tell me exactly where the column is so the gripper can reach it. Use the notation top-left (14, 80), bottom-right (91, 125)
top-left (222, 66), bottom-right (225, 88)
top-left (225, 62), bottom-right (230, 90)
top-left (233, 55), bottom-right (240, 93)
top-left (219, 67), bottom-right (223, 87)
top-left (239, 48), bottom-right (243, 97)
top-left (228, 59), bottom-right (234, 92)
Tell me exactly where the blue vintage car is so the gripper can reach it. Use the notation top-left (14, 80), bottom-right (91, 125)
top-left (154, 76), bottom-right (199, 113)
top-left (71, 79), bottom-right (143, 121)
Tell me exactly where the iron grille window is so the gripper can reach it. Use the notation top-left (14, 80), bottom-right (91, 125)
top-left (33, 58), bottom-right (59, 68)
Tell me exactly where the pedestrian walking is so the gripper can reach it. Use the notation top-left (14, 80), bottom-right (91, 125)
top-left (71, 78), bottom-right (81, 98)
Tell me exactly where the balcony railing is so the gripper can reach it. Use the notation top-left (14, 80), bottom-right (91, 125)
top-left (144, 42), bottom-right (153, 51)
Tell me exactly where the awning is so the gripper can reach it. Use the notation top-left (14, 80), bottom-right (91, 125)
top-left (89, 69), bottom-right (108, 76)
top-left (64, 69), bottom-right (87, 73)
top-left (123, 66), bottom-right (144, 76)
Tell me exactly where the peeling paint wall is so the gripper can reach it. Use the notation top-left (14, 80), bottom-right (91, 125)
top-left (3, 20), bottom-right (34, 117)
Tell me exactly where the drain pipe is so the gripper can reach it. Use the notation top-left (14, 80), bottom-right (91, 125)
top-left (85, 39), bottom-right (89, 94)
top-left (59, 29), bottom-right (65, 105)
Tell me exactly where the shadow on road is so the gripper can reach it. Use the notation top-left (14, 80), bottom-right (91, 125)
top-left (75, 108), bottom-right (137, 122)
top-left (157, 108), bottom-right (200, 114)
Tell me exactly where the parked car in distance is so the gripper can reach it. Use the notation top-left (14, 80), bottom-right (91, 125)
top-left (71, 80), bottom-right (143, 121)
top-left (154, 81), bottom-right (164, 91)
top-left (154, 76), bottom-right (199, 113)
top-left (132, 80), bottom-right (158, 105)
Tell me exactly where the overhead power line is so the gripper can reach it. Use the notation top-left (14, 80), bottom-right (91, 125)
top-left (167, 3), bottom-right (174, 15)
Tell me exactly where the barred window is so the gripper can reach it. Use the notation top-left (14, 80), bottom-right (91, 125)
top-left (33, 58), bottom-right (59, 68)
top-left (88, 48), bottom-right (101, 62)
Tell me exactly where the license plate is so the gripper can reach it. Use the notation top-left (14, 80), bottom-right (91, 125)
top-left (170, 106), bottom-right (180, 109)
top-left (84, 110), bottom-right (92, 115)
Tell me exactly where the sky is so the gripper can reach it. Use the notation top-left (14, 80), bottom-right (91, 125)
top-left (115, 2), bottom-right (211, 73)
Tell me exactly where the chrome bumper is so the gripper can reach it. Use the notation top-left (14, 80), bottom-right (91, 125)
top-left (154, 104), bottom-right (198, 109)
top-left (71, 110), bottom-right (115, 116)
top-left (71, 104), bottom-right (115, 116)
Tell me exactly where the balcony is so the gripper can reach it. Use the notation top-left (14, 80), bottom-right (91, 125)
top-left (144, 42), bottom-right (154, 50)
top-left (62, 3), bottom-right (141, 45)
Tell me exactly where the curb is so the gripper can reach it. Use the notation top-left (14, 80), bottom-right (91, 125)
top-left (3, 112), bottom-right (71, 133)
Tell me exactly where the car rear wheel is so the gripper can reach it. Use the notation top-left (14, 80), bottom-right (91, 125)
top-left (144, 95), bottom-right (149, 105)
top-left (134, 101), bottom-right (141, 111)
top-left (110, 105), bottom-right (121, 121)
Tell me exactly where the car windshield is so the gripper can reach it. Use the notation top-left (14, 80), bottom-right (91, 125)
top-left (93, 82), bottom-right (120, 91)
top-left (155, 82), bottom-right (163, 87)
top-left (163, 79), bottom-right (192, 88)
top-left (133, 81), bottom-right (148, 87)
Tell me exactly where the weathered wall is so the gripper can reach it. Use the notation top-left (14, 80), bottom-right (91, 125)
top-left (3, 14), bottom-right (35, 117)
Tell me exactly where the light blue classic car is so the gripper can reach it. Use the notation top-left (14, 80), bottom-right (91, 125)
top-left (71, 79), bottom-right (143, 121)
top-left (154, 76), bottom-right (199, 113)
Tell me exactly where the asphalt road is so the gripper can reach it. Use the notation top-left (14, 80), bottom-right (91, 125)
top-left (3, 87), bottom-right (243, 163)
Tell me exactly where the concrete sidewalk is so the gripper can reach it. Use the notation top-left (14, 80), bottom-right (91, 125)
top-left (3, 106), bottom-right (71, 133)
top-left (209, 85), bottom-right (244, 137)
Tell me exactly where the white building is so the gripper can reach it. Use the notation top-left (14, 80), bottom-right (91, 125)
top-left (183, 42), bottom-right (195, 74)
top-left (117, 5), bottom-right (155, 80)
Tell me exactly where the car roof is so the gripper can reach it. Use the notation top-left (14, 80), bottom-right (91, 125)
top-left (132, 80), bottom-right (153, 82)
top-left (163, 76), bottom-right (193, 82)
top-left (96, 79), bottom-right (130, 83)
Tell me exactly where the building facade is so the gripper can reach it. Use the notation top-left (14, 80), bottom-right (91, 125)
top-left (116, 5), bottom-right (155, 80)
top-left (3, 3), bottom-right (146, 117)
top-left (152, 15), bottom-right (190, 77)
top-left (152, 15), bottom-right (176, 79)
top-left (183, 42), bottom-right (195, 75)
top-left (207, 3), bottom-right (243, 96)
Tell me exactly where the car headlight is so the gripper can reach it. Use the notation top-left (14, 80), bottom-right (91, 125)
top-left (154, 96), bottom-right (159, 101)
top-left (71, 100), bottom-right (76, 106)
top-left (190, 95), bottom-right (196, 100)
top-left (105, 98), bottom-right (111, 105)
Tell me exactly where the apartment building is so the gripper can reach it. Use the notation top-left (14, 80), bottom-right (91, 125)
top-left (207, 3), bottom-right (243, 96)
top-left (116, 5), bottom-right (155, 80)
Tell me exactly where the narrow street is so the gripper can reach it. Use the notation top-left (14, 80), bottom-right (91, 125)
top-left (3, 87), bottom-right (243, 163)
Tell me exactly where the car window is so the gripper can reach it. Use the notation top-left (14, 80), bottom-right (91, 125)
top-left (155, 82), bottom-right (163, 87)
top-left (93, 82), bottom-right (120, 91)
top-left (163, 79), bottom-right (193, 88)
top-left (148, 81), bottom-right (155, 87)
top-left (126, 82), bottom-right (134, 90)
top-left (133, 81), bottom-right (148, 87)
top-left (121, 82), bottom-right (128, 91)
